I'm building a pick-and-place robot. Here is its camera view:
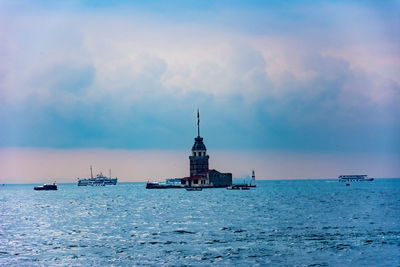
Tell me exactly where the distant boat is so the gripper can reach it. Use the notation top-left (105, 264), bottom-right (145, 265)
top-left (146, 178), bottom-right (184, 189)
top-left (226, 185), bottom-right (251, 190)
top-left (77, 166), bottom-right (118, 186)
top-left (146, 181), bottom-right (183, 189)
top-left (34, 183), bottom-right (57, 191)
top-left (226, 185), bottom-right (240, 190)
top-left (186, 187), bottom-right (202, 191)
top-left (338, 175), bottom-right (374, 182)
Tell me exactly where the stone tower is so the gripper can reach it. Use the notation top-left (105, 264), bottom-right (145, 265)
top-left (189, 109), bottom-right (209, 177)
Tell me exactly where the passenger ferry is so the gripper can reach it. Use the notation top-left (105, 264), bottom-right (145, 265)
top-left (338, 175), bottom-right (374, 182)
top-left (77, 166), bottom-right (118, 186)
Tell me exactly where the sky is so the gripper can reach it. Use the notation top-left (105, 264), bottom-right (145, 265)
top-left (0, 0), bottom-right (399, 183)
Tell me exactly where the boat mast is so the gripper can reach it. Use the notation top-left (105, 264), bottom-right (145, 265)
top-left (109, 168), bottom-right (111, 179)
top-left (197, 108), bottom-right (200, 137)
top-left (90, 166), bottom-right (93, 179)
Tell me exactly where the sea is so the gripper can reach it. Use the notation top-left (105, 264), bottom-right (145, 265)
top-left (1, 179), bottom-right (399, 266)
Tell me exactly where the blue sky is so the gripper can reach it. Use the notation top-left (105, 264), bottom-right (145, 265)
top-left (0, 0), bottom-right (399, 181)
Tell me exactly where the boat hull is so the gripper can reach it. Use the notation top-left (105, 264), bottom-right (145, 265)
top-left (339, 178), bottom-right (374, 182)
top-left (146, 183), bottom-right (182, 189)
top-left (227, 185), bottom-right (253, 190)
top-left (77, 178), bottom-right (118, 186)
top-left (186, 187), bottom-right (203, 191)
top-left (338, 175), bottom-right (374, 182)
top-left (34, 185), bottom-right (57, 191)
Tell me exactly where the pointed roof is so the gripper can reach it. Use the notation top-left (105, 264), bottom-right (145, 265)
top-left (192, 109), bottom-right (207, 151)
top-left (192, 136), bottom-right (207, 151)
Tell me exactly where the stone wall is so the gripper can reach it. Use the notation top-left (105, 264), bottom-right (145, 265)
top-left (208, 170), bottom-right (232, 187)
top-left (189, 155), bottom-right (209, 177)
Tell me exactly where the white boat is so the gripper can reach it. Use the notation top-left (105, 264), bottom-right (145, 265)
top-left (77, 166), bottom-right (118, 186)
top-left (338, 175), bottom-right (374, 182)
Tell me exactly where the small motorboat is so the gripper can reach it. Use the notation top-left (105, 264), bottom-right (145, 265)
top-left (186, 187), bottom-right (202, 191)
top-left (227, 185), bottom-right (252, 190)
top-left (34, 183), bottom-right (57, 191)
top-left (226, 185), bottom-right (241, 190)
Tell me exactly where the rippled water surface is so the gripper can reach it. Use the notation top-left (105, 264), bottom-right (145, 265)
top-left (1, 179), bottom-right (399, 266)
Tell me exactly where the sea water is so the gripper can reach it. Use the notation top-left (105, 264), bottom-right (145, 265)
top-left (0, 179), bottom-right (399, 266)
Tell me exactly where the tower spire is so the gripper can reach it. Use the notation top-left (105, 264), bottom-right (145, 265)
top-left (197, 108), bottom-right (200, 137)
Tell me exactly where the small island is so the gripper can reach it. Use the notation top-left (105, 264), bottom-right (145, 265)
top-left (146, 110), bottom-right (232, 189)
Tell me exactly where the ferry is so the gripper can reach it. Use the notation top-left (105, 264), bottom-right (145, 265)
top-left (146, 179), bottom-right (183, 189)
top-left (34, 183), bottom-right (57, 191)
top-left (338, 175), bottom-right (374, 182)
top-left (77, 166), bottom-right (118, 186)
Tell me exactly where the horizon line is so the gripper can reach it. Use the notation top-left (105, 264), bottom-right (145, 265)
top-left (2, 177), bottom-right (400, 185)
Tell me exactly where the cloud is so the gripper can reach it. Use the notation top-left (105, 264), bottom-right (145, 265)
top-left (32, 63), bottom-right (95, 98)
top-left (0, 0), bottom-right (399, 154)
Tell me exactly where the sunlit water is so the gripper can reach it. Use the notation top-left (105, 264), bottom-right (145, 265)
top-left (1, 179), bottom-right (399, 266)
